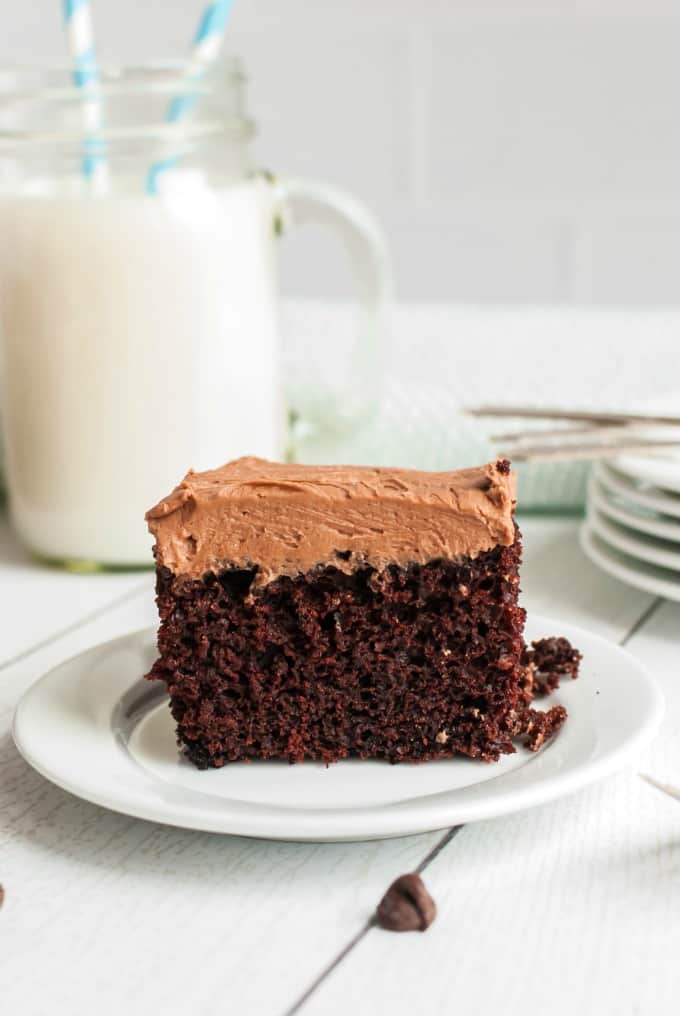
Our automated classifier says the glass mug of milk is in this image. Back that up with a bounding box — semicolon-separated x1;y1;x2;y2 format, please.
0;61;389;568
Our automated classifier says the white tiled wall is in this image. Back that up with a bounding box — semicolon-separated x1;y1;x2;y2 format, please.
5;1;680;304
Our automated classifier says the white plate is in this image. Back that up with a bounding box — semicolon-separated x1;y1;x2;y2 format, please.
588;477;680;543
580;523;680;602
13;619;663;842
594;463;680;520
587;506;680;571
615;447;680;495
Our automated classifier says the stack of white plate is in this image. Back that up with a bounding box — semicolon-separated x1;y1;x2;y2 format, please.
581;455;680;601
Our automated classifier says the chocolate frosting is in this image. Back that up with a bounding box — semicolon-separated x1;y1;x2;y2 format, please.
146;457;517;586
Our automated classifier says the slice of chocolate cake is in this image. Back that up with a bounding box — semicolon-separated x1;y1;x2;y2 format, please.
145;457;560;768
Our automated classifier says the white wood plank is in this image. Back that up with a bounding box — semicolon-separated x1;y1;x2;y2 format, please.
303;579;679;1016
305;765;679;1016
0;518;665;1016
0;592;444;1016
0;517;147;667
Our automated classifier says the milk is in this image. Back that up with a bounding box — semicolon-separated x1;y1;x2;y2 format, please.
0;175;285;564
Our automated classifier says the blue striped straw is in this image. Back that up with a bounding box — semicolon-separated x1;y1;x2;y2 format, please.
147;0;236;194
62;0;109;191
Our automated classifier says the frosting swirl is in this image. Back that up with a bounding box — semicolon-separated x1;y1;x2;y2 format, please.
146;457;517;586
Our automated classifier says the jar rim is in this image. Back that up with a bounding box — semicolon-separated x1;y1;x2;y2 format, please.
0;57;245;96
0;58;252;147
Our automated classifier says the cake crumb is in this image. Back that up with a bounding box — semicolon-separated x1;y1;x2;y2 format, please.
514;634;581;751
521;705;568;751
435;730;449;744
522;636;582;697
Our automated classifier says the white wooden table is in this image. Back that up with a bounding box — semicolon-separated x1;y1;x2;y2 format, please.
1;513;679;1016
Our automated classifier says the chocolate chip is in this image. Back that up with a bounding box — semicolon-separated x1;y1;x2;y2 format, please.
376;873;436;932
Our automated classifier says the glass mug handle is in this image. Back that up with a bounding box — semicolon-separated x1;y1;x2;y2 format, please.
272;177;392;457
